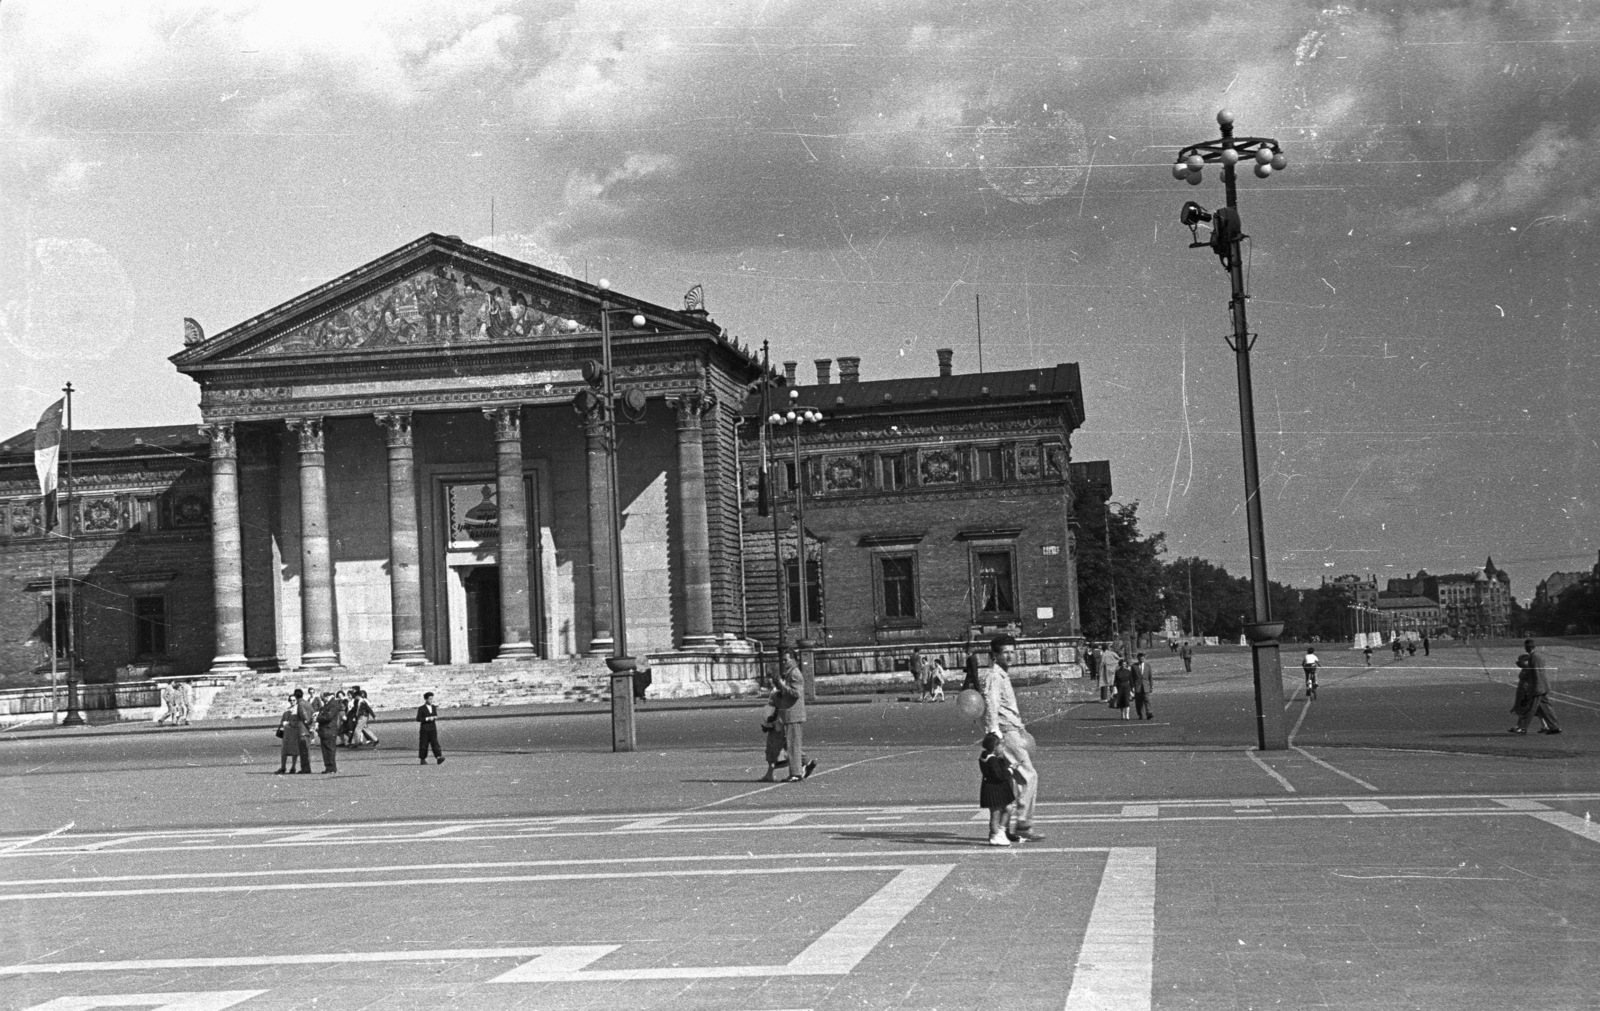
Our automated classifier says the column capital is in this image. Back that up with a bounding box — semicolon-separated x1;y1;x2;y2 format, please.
580;408;607;441
286;416;325;454
200;421;237;460
670;390;717;430
374;411;414;449
483;405;522;443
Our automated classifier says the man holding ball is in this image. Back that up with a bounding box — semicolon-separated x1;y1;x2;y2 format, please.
982;634;1041;842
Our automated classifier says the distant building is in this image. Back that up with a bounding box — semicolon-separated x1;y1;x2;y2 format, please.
1428;558;1513;637
738;349;1091;651
1322;573;1377;608
1374;594;1442;636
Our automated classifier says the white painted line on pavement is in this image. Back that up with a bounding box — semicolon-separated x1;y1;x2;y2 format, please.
1243;749;1296;793
0;862;935;904
21;991;268;1010
1;948;600;976
762;813;808;825
1121;805;1158;818
1493;798;1551;811
488;864;954;982
686;751;938;811
1531;811;1600;845
0;822;73;854
1287;697;1313;742
1290;747;1379;792
275;829;348;843
1342;801;1390;814
413;825;469;837
613;818;675;831
1063;847;1156;1011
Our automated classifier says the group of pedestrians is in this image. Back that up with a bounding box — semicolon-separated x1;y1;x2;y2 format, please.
275;686;446;774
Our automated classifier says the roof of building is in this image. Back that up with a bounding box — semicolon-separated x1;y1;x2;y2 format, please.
744;363;1083;420
1376;595;1440;609
0;424;207;461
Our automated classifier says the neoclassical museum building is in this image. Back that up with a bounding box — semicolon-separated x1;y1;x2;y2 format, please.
0;235;1093;714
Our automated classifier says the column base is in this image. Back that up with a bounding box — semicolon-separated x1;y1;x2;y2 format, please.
297;650;343;671
387;648;429;666
207;654;251;675
586;636;616;657
493;642;538;662
679;634;719;649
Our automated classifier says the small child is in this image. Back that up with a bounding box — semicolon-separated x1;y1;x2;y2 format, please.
1301;646;1319;701
979;732;1017;847
928;660;946;702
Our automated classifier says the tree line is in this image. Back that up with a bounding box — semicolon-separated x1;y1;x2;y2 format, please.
1072;478;1387;644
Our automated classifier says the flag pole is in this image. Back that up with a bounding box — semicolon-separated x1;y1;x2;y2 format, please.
60;381;83;726
50;573;58;726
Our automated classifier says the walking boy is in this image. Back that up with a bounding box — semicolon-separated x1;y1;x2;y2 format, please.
416;692;444;764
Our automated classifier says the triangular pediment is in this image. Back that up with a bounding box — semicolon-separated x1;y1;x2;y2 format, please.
173;234;709;369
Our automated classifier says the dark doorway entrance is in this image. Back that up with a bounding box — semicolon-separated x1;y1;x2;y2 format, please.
462;566;503;663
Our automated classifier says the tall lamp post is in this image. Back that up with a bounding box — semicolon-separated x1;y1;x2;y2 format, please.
1173;109;1291;751
574;280;648;752
769;390;822;702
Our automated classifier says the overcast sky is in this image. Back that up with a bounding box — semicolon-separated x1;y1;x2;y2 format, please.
3;1;1597;598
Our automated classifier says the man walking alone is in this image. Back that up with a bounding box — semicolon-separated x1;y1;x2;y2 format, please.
416;692;445;764
1132;652;1154;720
982;634;1041;843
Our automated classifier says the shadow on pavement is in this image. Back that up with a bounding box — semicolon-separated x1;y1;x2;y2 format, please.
829;829;990;848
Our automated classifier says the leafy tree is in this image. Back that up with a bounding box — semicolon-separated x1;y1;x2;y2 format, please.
1071;480;1166;641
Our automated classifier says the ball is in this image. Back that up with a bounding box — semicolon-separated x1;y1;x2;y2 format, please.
957;689;984;719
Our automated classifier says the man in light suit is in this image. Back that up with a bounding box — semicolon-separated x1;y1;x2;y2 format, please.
772;649;816;782
416;692;445;764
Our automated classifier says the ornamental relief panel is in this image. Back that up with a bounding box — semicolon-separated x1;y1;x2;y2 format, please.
918;448;962;485
1017;444;1042;480
822;455;864;492
245;264;602;356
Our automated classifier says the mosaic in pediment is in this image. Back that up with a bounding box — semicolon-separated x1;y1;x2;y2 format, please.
246;265;601;356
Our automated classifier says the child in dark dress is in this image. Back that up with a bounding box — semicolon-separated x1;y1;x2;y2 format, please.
979;732;1017;847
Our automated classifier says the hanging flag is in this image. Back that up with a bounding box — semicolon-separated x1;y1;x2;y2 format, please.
33;399;64;531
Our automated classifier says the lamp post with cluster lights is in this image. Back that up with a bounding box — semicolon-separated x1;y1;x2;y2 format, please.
572;280;648;751
1172;109;1290;751
769;390;822;701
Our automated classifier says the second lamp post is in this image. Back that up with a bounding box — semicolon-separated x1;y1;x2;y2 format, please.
769;389;821;700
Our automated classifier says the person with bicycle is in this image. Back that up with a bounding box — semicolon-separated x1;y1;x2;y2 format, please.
1301;645;1320;701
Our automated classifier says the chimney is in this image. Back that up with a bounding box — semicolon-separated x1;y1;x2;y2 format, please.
783;361;797;385
814;359;832;385
936;348;954;377
837;356;861;383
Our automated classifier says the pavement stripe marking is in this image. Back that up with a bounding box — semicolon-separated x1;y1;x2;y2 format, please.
21;992;268;1010
0;862;941;904
413;826;470;837
1343;801;1391;814
685;751;939;811
75;837;143;851
0;848;1106;890
275;829;348;843
1243;749;1296;793
1530;811;1600;845
1063;847;1156;1011
1121;805;1158;818
0;823;73;854
762;814;808;825
614;818;674;831
489;864;954;982
1287;697;1313;742
1493;798;1551;811
1290;746;1379;792
1;948;596;976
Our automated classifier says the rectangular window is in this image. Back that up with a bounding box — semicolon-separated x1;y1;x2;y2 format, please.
785;559;823;625
784;460;798;494
131;497;159;532
880;454;908;491
134;596;169;656
975;446;1003;482
44;597;71;658
879;555;917;619
976;550;1015;615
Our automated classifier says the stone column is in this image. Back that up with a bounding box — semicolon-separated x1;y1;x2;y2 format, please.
672;393;717;647
582;410;615;655
376;412;427;665
204;421;250;673
484;406;536;660
287;417;339;669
